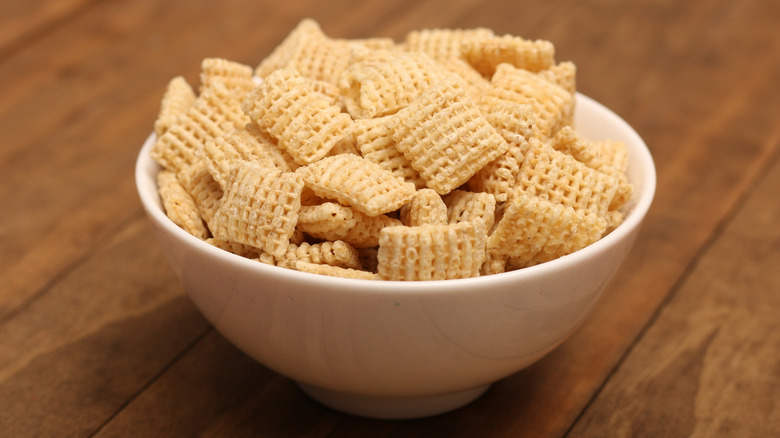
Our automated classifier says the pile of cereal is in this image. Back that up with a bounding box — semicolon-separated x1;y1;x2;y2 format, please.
151;19;632;281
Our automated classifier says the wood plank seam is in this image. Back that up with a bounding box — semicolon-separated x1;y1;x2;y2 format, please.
563;138;780;437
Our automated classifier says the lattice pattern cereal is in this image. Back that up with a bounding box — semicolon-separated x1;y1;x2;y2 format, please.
149;19;634;280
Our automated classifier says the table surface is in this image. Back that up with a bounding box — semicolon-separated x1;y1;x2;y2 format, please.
2;0;779;436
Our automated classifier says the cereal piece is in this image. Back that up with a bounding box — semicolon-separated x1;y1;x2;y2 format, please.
462;34;555;77
339;50;447;118
296;154;416;216
516;138;619;217
440;58;491;102
157;170;209;240
377;222;486;281
154;76;196;138
206;237;262;259
152;82;249;173
536;61;577;95
443;189;497;231
297;202;402;248
199;58;256;96
468;102;536;201
295;261;378;280
550;127;632;211
177;161;223;227
242;68;354;165
487;190;606;266
400;189;448;226
254;18;360;85
199;124;293;190
210;163;303;258
354;116;426;188
481;250;507;276
277;241;361;270
403;27;494;62
390;77;509;195
482;63;573;139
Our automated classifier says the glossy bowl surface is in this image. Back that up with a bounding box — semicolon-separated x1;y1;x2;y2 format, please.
135;93;655;419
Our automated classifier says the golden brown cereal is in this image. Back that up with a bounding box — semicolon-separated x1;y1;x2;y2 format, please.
275;241;361;270
177;161;223;227
443;189;497;231
440;58;491;102
152;82;249;174
297;202;402;248
206;237;262;259
157;170;209;240
482;63;573;139
210;162;303;258
481;250;507;276
390;77;509;195
468;102;536;201
550;127;633;212
199;58;256;96
295;260;378;280
296;154;416;216
403;27;494;62
199;124;293;190
399;189;448;226
242;68;354;165
515;138;619;217
487;190;606;266
339;50;448;119
377;221;486;281
536;61;577;96
354;116;426;188
154;76;196;138
462;34;556;77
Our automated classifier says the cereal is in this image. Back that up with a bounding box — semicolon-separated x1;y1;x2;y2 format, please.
210;162;303;258
154;76;196;138
339;50;447;118
377;221;486;281
150;20;633;280
157;170;209;240
462;34;556;77
399;189;448;226
390;77;509;195
482;63;573;139
297;202;402;248
354;116;426;188
487;189;606;266
152;82;249;174
242;68;354;165
296;154;416;217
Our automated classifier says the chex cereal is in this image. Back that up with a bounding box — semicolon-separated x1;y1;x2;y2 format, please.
151;19;634;280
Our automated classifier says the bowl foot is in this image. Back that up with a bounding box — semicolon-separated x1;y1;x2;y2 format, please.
296;382;491;419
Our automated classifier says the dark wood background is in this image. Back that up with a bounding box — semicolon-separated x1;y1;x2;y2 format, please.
1;0;779;436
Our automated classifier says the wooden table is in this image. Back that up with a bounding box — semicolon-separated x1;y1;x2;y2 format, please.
2;0;779;436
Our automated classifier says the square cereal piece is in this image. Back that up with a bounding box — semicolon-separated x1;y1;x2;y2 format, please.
377;222;486;281
210;162;303;258
296;154;416;217
389;77;509;195
154;76;196;138
157;170;209;240
399;188;448;226
242;68;354;166
487;189;606;266
462;34;556;77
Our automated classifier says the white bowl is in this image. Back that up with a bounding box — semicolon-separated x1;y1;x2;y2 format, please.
135;93;655;419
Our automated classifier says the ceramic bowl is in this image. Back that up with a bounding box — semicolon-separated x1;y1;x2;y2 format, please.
135;93;655;419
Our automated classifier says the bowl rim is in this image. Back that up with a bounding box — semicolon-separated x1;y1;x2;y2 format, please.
135;92;656;293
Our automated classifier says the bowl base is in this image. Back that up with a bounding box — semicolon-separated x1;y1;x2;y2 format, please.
296;382;491;419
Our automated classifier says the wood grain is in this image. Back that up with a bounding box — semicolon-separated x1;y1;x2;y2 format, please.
0;0;778;436
568;150;780;438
